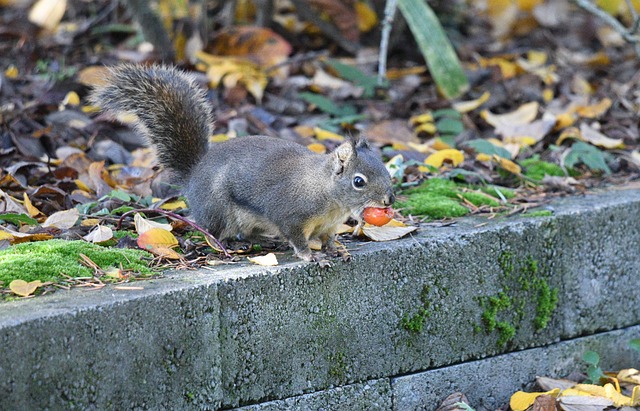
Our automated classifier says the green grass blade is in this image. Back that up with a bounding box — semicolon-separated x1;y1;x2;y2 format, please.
397;0;469;99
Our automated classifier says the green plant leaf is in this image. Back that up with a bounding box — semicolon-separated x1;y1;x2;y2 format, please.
630;338;640;352
565;141;612;174
582;350;600;366
465;139;512;159
433;108;462;119
0;213;38;226
397;0;469;99
298;92;357;117
436;117;464;136
325;59;378;98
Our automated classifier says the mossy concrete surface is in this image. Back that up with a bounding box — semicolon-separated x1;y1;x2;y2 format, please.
1;188;640;410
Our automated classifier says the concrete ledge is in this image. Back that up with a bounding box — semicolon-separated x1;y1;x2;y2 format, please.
1;188;639;410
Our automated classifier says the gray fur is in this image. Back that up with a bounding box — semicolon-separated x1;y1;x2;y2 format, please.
90;65;394;260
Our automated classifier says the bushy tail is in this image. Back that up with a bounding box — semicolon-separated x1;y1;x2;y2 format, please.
90;64;212;179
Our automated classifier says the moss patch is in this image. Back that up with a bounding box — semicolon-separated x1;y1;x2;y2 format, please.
477;253;558;347
400;285;432;333
523;210;553;217
397;178;513;219
0;239;153;285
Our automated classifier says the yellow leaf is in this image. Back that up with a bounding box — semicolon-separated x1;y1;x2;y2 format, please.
81;218;100;227
510;389;560;411
307;143;327;154
385;66;427;80
210;133;229;143
574;98;612;118
517;0;542;11
137;228;179;258
159;200;188;211
28;0;67;30
556;127;581;145
503;136;537;147
22;193;42;218
62;91;80;106
414;123;437;135
543;88;554;102
9;279;42;297
197;51;268;102
294;125;315;138
355;1;378;32
481;102;539;128
478;56;520;78
409;112;434;125
314;127;345;141
476;153;492;162
555;113;576;130
42;208;79;229
424;149;465;168
495;156;522;174
247;253;279;266
486;0;518;38
596;0;624;14
453;91;491;113
580;123;625;149
617;368;640;385
432;138;453;150
4;65;18;79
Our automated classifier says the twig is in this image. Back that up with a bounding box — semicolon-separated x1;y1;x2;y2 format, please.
378;0;399;86
118;208;230;258
571;0;640;57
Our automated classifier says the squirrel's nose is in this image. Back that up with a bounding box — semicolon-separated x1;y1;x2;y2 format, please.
383;192;395;207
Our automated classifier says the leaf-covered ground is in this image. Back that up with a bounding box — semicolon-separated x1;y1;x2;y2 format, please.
1;0;639;288
1;0;639;407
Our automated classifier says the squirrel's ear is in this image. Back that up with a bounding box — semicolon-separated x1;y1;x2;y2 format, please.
333;140;356;174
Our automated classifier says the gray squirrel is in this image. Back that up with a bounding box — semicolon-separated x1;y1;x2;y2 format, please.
90;65;394;261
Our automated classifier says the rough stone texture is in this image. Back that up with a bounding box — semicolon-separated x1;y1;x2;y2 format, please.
0;278;223;411
392;324;640;411
232;378;391;411
218;189;640;407
1;188;640;410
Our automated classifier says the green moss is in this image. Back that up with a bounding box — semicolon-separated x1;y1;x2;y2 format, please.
328;352;347;380
478;185;515;199
478;252;558;347
0;239;152;284
520;158;566;181
398;178;512;219
400;285;432;334
397;194;469;219
533;279;559;330
523;210;553;217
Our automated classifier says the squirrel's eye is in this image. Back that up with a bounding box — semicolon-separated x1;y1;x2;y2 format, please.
353;174;367;189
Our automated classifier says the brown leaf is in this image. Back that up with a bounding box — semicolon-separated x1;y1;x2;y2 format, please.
365;120;418;145
209;26;292;67
532;394;557;411
557;396;614;411
436;392;471;411
309;0;359;42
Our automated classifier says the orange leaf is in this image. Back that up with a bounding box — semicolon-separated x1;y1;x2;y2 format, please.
137;228;180;259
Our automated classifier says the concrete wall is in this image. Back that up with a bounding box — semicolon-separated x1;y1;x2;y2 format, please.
1;188;639;410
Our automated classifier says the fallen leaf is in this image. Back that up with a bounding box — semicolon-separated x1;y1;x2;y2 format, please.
579;123;625;149
77;66;111;87
159;200;187;211
83;225;113;244
42;208;79;229
28;0;67;30
495;156;522;174
453;91;491;113
307;143;327;154
137;228;179;258
532;394;558;411
481;101;539;129
361;219;418;241
22;193;42;218
425;149;465;168
209;26;292;67
510;389;560;411
247;252;279;266
355;1;378;31
134;213;173;235
197;51;269;102
557;395;614;411
574;98;612;118
314;127;345;141
9;279;42;297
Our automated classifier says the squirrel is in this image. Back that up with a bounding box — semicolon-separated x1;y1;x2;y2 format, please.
90;65;395;261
